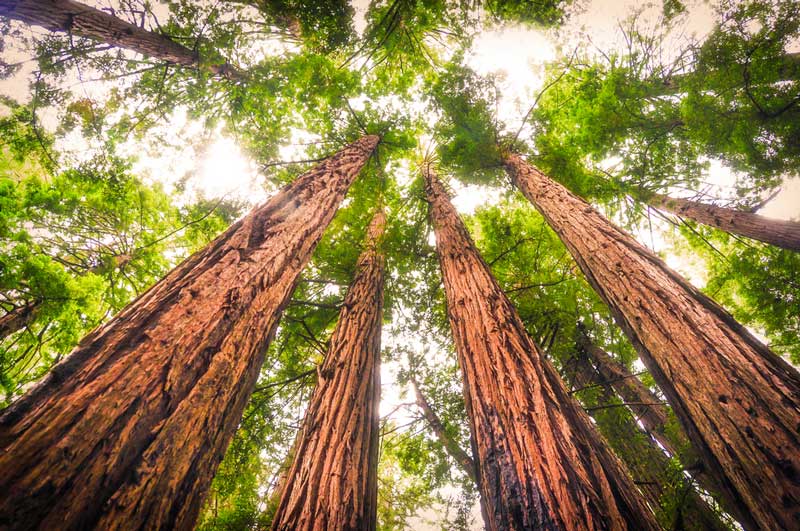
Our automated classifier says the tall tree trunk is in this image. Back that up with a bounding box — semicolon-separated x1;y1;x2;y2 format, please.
647;192;800;251
564;346;730;531
271;209;386;531
505;153;800;531
408;374;477;484
0;301;37;341
0;0;241;79
0;135;379;531
578;331;742;525
423;166;659;531
577;332;690;462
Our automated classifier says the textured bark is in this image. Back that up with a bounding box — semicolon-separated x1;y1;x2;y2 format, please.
0;135;379;531
648;193;800;251
424;166;659;531
0;302;37;341
506;153;800;531
271;209;385;531
409;375;478;484
0;0;241;79
564;350;729;531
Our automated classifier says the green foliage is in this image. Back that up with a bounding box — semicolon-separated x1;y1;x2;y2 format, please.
528;1;800;201
430;61;504;182
251;0;355;52
2;1;798;528
673;221;800;363
354;0;468;92
483;0;572;27
0;106;241;403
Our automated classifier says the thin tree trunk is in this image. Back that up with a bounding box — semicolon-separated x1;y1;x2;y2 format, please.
408;374;477;484
264;425;303;519
0;135;379;531
648;192;800;251
578;331;740;525
0;301;37;341
577;332;676;451
0;255;132;342
271;209;386;531
0;0;241;79
505;153;800;531
564;347;730;531
423;165;659;531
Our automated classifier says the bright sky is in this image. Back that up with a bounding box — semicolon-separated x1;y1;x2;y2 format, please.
2;1;799;529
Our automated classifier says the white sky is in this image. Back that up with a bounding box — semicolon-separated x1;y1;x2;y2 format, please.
2;1;799;529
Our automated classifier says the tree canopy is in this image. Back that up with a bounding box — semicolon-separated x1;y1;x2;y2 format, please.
1;0;798;529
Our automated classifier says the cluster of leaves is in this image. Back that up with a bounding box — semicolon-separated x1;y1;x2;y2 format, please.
527;0;800;199
466;198;734;528
0;103;241;403
1;0;798;528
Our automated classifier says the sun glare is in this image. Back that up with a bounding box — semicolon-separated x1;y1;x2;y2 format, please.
466;26;556;128
194;136;265;204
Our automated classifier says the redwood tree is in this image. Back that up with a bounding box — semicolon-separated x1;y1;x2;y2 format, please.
0;0;241;78
505;153;800;531
409;374;477;484
271;208;385;531
0;135;379;531
424;165;659;531
0;302;36;340
565;341;729;531
647;192;800;252
577;330;688;460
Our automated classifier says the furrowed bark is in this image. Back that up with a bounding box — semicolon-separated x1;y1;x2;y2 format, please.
506;153;800;531
271;209;385;531
0;0;242;79
648;192;800;251
0;302;37;341
424;166;659;531
0;135;379;531
409;374;478;484
564;347;729;531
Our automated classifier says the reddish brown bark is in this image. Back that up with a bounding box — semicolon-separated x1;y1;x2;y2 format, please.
0;0;241;79
424;166;659;531
649;192;800;251
0;135;379;531
564;349;729;531
506;153;800;531
0;301;37;340
271;209;386;531
409;374;478;484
